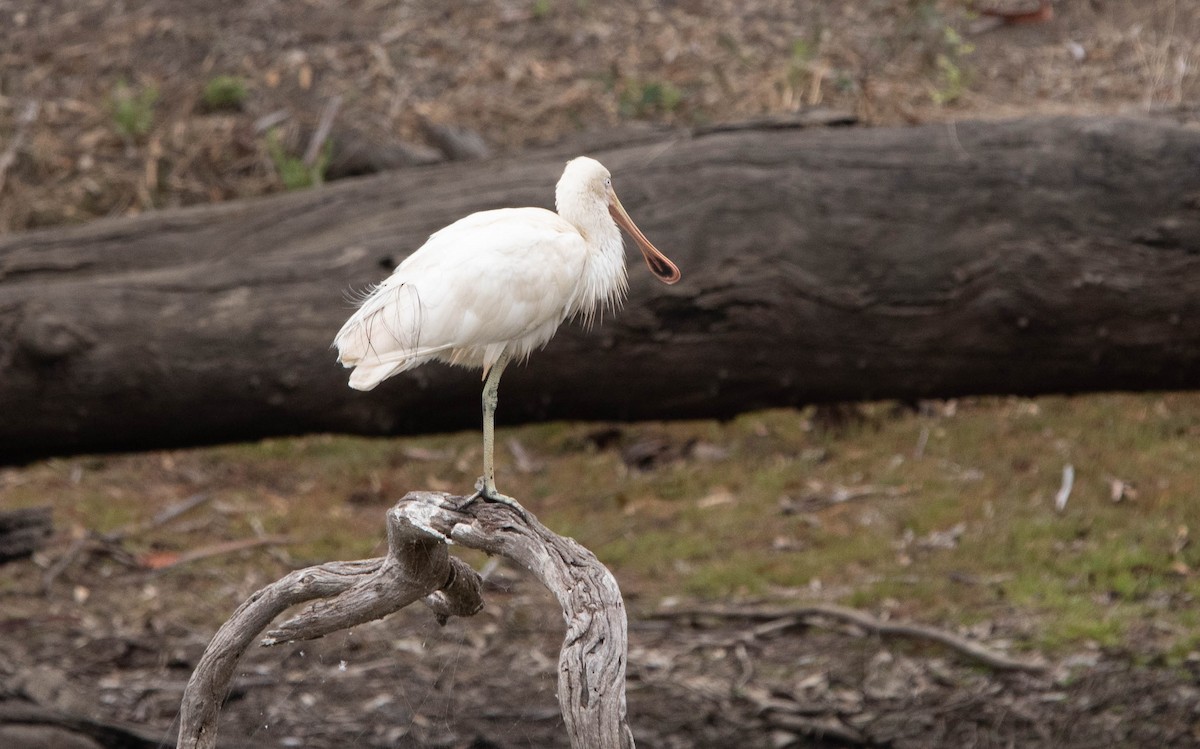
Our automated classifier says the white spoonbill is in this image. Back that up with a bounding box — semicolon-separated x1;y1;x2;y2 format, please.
333;156;680;509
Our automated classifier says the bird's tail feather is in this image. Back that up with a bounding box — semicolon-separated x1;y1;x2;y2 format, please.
339;341;459;390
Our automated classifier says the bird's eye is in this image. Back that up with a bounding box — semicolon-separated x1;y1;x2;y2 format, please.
604;177;611;186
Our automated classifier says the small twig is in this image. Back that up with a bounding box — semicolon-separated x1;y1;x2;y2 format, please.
732;642;754;689
146;535;292;574
101;492;213;543
42;494;215;591
41;535;91;594
650;603;1046;673
304;95;342;168
763;712;871;746
914;426;930;459
782;484;911;514
1054;464;1075;513
0;100;39;195
253;109;291;133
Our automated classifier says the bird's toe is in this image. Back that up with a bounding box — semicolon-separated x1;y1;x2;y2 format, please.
463;477;529;518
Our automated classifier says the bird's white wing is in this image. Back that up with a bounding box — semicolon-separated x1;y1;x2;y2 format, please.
334;207;587;390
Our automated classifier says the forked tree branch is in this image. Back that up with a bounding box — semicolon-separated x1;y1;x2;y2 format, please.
176;491;632;749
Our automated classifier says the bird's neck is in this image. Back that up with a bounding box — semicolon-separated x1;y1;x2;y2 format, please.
556;191;628;318
556;187;609;236
556;189;623;260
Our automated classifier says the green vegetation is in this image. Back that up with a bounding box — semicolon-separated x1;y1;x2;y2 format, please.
265;129;330;190
6;393;1200;658
108;79;159;140
911;3;976;106
931;26;975;105
201;75;248;111
530;0;591;19
785;34;822;95
619;77;684;118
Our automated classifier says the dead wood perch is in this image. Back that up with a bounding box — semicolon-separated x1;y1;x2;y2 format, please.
177;491;633;749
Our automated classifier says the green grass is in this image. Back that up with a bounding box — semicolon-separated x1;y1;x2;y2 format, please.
6;393;1200;656
618;77;684;118
903;1;975;106
108;79;158;140
201;75;248;111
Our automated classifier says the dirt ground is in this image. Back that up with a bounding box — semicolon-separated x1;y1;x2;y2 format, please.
4;1;1200;747
5;529;1200;749
4;537;1200;748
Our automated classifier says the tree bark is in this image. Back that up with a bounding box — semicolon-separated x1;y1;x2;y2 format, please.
2;116;1200;460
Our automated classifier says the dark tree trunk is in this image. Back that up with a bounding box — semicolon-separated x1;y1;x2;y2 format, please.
2;116;1199;461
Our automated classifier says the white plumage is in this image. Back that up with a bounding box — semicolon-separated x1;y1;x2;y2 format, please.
334;156;680;507
336;208;607;388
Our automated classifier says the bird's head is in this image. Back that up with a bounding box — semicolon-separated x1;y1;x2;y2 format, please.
558;157;681;285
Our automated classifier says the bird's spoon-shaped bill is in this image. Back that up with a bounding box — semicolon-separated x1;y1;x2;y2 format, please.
608;188;681;285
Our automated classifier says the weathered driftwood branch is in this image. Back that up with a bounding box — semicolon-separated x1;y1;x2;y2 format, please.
177;491;632;749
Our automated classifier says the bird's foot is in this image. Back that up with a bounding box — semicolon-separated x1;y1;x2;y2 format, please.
462;478;529;519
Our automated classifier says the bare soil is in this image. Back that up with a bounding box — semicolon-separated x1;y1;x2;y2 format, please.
5;544;1200;749
3;1;1200;747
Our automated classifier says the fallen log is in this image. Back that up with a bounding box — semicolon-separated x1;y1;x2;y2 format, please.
2;116;1200;460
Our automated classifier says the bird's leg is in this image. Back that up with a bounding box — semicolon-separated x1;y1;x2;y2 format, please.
464;353;527;516
479;356;510;501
